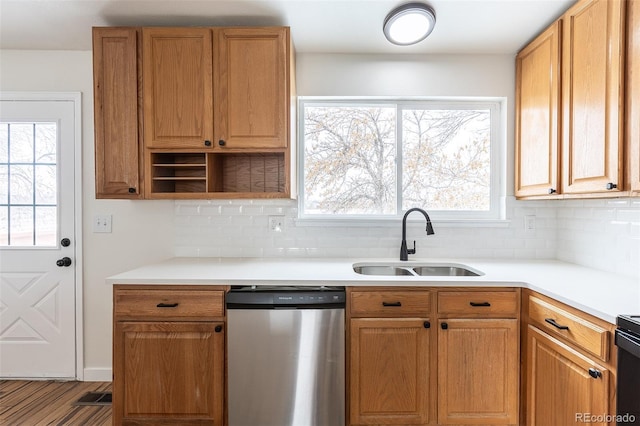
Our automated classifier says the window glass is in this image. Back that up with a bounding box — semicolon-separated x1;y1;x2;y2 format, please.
300;99;501;220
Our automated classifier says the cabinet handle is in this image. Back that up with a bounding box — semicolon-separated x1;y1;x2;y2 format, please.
545;318;569;330
441;322;448;330
423;321;431;329
588;368;602;379
128;187;136;194
204;140;212;147
218;139;226;146
215;325;223;333
548;188;556;194
606;182;617;190
382;301;402;307
157;302;179;308
469;301;491;307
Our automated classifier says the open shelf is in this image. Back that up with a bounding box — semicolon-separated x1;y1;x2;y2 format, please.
148;151;287;198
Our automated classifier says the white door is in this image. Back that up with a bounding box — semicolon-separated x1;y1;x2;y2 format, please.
0;94;80;379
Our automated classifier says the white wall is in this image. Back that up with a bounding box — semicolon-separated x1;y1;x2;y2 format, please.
0;50;175;380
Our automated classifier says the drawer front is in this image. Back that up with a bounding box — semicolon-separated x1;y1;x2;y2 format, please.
115;289;224;320
528;295;609;360
438;291;518;316
350;291;431;317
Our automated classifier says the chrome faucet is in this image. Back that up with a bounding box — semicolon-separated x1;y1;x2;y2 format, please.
400;207;435;261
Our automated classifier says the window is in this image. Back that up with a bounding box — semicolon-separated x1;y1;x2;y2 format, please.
299;98;503;221
0;122;58;246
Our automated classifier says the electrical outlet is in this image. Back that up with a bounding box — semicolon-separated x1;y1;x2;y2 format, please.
524;215;536;234
268;215;285;233
93;214;112;233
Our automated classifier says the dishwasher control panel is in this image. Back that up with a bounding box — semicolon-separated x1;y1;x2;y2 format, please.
226;286;346;307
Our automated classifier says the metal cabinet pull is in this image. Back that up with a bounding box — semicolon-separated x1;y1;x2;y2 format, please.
441;322;448;330
382;301;402;307
545;318;569;330
423;321;431;329
157;302;179;308
470;301;491;307
215;325;223;333
588;368;602;379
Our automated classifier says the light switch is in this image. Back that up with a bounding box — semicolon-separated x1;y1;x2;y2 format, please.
93;214;112;233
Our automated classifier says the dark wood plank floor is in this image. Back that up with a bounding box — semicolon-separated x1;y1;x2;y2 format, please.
0;380;112;425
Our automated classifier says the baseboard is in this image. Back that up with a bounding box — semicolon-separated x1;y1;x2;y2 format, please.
83;367;112;382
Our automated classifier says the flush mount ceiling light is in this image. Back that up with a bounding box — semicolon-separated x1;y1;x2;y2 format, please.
383;2;436;46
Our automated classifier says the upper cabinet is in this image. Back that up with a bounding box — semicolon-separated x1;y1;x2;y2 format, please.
215;27;289;149
515;22;561;198
628;0;640;193
92;27;143;199
515;0;633;199
142;28;214;150
562;0;625;195
93;26;295;199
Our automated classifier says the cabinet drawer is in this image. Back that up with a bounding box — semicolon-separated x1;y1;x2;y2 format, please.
350;290;431;317
114;288;224;320
528;295;609;360
438;290;518;316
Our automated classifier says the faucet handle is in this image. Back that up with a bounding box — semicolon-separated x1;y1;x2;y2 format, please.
407;240;416;255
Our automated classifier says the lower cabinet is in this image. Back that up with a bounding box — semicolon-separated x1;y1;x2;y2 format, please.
525;325;610;426
350;318;432;425
437;319;519;425
347;287;520;426
113;285;226;425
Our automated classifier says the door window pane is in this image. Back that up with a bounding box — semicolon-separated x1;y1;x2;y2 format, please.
10;206;33;246
9;123;34;163
0;122;58;247
35;206;57;246
9;165;34;204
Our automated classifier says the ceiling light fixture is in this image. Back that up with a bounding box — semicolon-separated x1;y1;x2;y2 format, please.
383;2;436;46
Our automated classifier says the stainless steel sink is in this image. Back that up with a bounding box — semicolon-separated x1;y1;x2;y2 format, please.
353;262;483;277
412;266;480;276
352;265;415;276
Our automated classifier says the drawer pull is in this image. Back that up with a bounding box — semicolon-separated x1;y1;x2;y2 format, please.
157;302;179;308
215;325;223;333
441;322;448;330
469;301;491;307
588;368;602;379
423;321;431;329
382;301;402;307
545;318;569;330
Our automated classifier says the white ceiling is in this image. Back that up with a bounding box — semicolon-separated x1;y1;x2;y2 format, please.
0;0;575;54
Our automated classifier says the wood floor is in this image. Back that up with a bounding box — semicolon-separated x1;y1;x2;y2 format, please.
0;380;112;425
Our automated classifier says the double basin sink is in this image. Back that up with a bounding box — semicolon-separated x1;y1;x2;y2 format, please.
353;262;483;277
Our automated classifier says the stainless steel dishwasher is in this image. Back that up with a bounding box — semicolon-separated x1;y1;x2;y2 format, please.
226;286;346;426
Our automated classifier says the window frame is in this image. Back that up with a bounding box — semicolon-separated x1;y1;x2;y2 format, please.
297;97;506;223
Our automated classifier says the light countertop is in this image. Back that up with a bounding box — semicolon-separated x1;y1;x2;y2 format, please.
106;257;640;324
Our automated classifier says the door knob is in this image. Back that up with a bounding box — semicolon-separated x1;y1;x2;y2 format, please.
56;257;72;267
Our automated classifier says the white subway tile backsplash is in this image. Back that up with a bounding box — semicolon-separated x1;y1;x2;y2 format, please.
174;196;639;279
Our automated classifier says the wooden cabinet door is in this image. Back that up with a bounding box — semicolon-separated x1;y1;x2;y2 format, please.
143;28;213;149
350;318;431;425
562;0;625;194
113;321;224;425
437;319;518;425
515;21;561;198
628;0;640;193
92;27;142;198
215;27;289;149
526;325;609;426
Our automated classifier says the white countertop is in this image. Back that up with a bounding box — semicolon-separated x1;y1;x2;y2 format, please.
106;257;640;324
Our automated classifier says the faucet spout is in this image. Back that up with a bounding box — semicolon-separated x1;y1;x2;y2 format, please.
400;208;435;261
